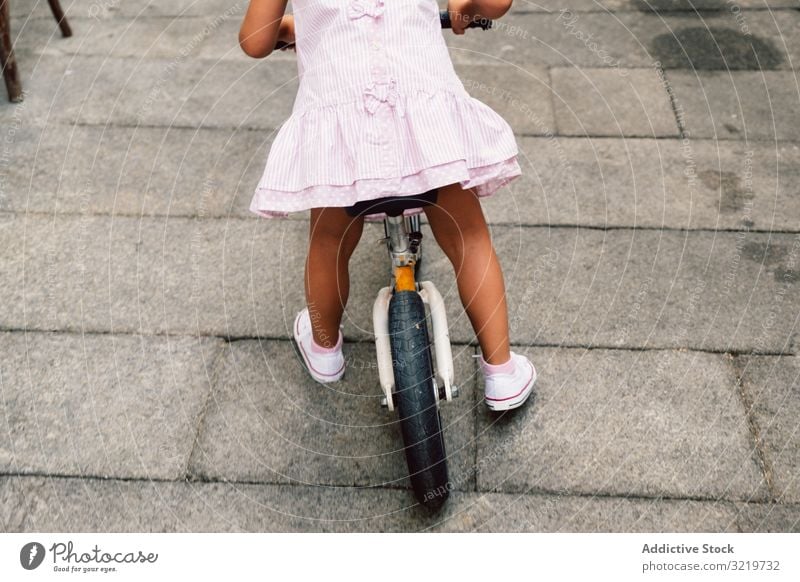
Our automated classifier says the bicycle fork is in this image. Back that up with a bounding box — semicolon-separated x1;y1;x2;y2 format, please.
373;215;458;411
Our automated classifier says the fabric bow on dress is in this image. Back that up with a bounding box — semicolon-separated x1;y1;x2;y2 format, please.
347;0;385;19
363;79;405;117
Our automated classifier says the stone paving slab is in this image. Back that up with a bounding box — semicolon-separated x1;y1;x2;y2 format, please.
471;227;800;352
736;355;800;503
10;16;221;60
10;0;246;21
0;55;298;130
2;475;769;533
603;0;799;8
733;502;800;533
2;216;798;353
444;10;800;70
6;124;799;232
0;213;352;338
0;475;450;532
487;138;800;231
188;340;479;491
0;123;272;218
551;67;678;137
436;11;652;69
475;346;768;501
456;64;555;136
667;71;800;141
0;331;222;480
512;0;800;10
475;492;740;532
0;58;549;137
639;11;800;71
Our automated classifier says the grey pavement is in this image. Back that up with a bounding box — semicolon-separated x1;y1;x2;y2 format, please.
1;0;798;532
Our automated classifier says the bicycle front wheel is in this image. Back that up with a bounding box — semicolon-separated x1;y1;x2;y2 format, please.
388;289;449;510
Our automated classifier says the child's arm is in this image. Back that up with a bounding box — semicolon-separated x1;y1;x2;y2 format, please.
239;0;293;58
448;0;512;35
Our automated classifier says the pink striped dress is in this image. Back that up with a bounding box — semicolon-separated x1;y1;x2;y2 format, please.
250;0;521;218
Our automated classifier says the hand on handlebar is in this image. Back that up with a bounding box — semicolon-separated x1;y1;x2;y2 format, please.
446;0;482;35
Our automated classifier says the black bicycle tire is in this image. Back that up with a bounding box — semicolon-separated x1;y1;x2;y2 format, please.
388;290;449;510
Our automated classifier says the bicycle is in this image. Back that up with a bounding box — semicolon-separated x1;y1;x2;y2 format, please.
286;11;492;511
337;13;491;511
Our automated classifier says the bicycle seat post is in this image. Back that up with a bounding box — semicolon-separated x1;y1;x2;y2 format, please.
385;215;411;265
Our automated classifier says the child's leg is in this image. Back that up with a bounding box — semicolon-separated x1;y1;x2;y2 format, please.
423;184;511;365
305;207;365;348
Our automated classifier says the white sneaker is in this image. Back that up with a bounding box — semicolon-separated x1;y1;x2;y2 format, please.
293;308;345;383
480;352;536;411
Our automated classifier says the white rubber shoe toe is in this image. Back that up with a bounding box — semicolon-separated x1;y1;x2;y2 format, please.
293;308;345;384
482;352;536;411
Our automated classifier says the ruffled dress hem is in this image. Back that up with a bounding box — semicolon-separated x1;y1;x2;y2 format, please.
250;156;521;220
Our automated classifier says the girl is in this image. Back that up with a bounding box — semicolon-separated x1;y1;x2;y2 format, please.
240;0;536;410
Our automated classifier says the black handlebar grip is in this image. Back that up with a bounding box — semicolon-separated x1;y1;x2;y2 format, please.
439;10;493;30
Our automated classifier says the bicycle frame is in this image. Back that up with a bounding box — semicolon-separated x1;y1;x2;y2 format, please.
372;214;456;411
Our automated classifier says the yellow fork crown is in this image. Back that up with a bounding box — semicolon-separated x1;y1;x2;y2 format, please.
393;264;416;292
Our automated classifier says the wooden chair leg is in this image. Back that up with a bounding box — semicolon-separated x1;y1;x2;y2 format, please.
0;0;23;102
48;0;71;38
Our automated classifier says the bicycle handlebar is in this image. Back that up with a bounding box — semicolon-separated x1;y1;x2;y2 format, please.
274;10;492;50
439;11;493;30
